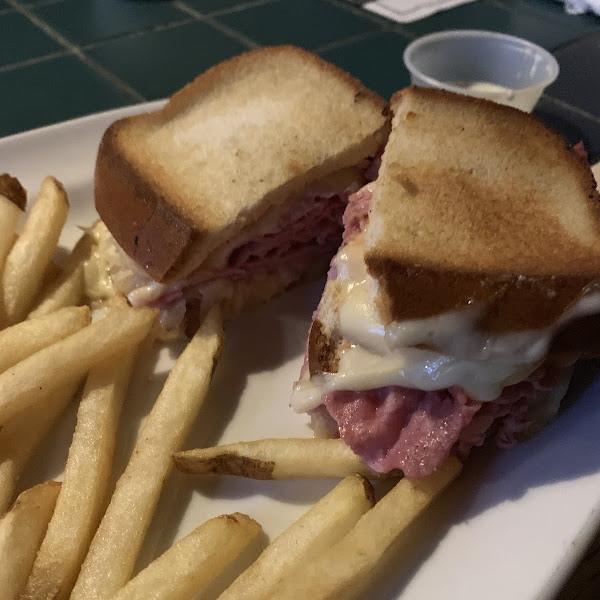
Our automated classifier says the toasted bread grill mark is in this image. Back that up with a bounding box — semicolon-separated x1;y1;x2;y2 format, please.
365;86;600;332
95;46;390;282
307;277;344;375
368;258;594;331
205;453;276;479
374;163;600;274
308;319;340;376
392;168;419;196
288;160;303;175
358;474;377;504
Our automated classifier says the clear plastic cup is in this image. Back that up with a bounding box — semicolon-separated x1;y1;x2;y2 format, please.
403;30;559;113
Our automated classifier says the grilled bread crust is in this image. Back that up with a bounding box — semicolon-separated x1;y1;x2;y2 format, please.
308;277;343;376
308;87;600;374
95;46;390;283
365;86;600;332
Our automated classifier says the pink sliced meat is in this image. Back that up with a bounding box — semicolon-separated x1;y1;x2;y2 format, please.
189;193;347;286
342;185;372;244
225;194;346;275
188;154;382;288
455;366;560;454
322;367;561;478
298;175;572;478
573;140;588;162
152;191;349;310
323;386;480;478
152;171;382;312
325;184;373;282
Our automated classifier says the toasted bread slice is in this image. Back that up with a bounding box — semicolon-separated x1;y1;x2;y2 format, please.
365;86;600;332
96;46;389;283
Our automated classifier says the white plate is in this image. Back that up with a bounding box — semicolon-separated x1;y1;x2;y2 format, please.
2;105;600;600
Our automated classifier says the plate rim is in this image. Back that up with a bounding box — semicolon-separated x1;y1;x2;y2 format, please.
2;103;600;600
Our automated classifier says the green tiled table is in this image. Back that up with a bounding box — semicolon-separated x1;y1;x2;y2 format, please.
2;0;600;160
2;0;600;597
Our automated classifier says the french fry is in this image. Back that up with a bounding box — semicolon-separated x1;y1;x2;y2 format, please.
110;514;261;600
268;457;463;600
28;265;85;320
71;306;224;600
1;176;69;326
173;438;385;479
21;329;146;600
217;473;375;600
0;380;80;515
0;306;157;427
0;481;61;600
0;305;90;375
0;194;23;277
28;233;94;319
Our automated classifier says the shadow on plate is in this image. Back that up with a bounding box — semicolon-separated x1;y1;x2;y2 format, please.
30;269;600;598
455;359;600;520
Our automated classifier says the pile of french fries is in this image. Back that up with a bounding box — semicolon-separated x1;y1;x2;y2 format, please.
0;174;463;600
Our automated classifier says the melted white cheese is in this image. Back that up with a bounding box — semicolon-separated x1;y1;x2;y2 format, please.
334;236;568;364
291;345;538;413
291;235;600;414
90;222;168;305
84;222;116;301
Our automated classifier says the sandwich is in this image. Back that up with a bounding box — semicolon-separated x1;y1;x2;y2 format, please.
291;86;600;478
89;46;390;332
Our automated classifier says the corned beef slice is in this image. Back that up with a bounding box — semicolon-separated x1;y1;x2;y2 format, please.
323;386;479;478
341;184;372;243
323;368;556;478
222;194;346;279
573;140;588;162
154;191;348;309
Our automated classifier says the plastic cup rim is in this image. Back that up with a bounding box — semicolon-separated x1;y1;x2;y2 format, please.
402;29;560;94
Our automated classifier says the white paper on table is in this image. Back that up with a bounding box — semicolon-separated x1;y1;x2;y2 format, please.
364;0;477;23
563;0;600;15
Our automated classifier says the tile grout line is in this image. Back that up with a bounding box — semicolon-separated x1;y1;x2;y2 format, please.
486;0;591;32
78;18;197;52
322;0;391;26
3;0;147;103
1;16;206;71
313;29;384;54
179;0;414;48
204;0;280;18
321;0;417;39
0;49;71;74
13;0;65;8
541;93;600;127
173;1;262;49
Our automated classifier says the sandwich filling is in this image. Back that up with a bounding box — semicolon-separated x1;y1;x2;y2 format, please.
292;184;599;477
91;169;368;330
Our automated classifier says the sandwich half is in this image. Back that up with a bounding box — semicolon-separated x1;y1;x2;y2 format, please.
91;46;390;330
292;86;600;478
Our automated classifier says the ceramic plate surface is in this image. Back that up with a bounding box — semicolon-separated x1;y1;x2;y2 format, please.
2;105;600;600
